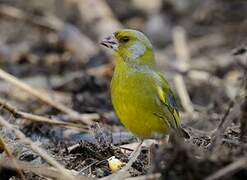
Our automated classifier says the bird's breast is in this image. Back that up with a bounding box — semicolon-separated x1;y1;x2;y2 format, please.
110;69;169;138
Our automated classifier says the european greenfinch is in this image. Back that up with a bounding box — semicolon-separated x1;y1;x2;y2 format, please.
101;29;187;139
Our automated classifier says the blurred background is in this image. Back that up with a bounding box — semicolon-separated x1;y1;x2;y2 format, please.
0;0;246;179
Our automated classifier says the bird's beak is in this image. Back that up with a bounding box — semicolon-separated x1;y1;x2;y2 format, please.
100;34;118;50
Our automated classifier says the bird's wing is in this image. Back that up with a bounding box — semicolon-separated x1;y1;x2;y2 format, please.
152;72;190;138
154;73;180;130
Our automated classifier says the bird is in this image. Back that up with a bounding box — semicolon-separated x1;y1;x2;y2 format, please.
101;29;188;139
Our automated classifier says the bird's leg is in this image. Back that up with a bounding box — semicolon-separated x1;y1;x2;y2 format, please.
149;142;157;167
105;140;143;179
120;139;143;171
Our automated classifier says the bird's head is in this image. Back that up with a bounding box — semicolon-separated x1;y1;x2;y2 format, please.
101;29;155;66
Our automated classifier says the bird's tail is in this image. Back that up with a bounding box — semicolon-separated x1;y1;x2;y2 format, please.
177;127;190;139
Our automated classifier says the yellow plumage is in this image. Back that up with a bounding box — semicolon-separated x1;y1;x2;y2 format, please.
101;29;186;139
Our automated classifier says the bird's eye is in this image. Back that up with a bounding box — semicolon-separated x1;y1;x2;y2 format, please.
120;37;129;43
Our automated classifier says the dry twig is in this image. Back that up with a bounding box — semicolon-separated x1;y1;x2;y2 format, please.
0;68;98;125
101;141;143;180
0;137;26;180
209;100;241;151
0;116;77;180
173;27;190;70
205;157;247;180
174;75;194;115
172;27;194;115
126;173;161;180
0;98;88;131
0;158;92;180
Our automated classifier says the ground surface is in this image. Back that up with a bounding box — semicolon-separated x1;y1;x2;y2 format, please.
0;0;246;179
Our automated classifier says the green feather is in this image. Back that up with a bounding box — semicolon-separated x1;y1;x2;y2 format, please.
109;29;183;139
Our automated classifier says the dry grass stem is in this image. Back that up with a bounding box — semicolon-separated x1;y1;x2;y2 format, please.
172;26;194;115
0;137;26;180
173;26;190;71
209;100;242;151
0;116;77;180
0;68;97;125
0;158;92;180
174;75;194;115
0;98;89;131
205;157;247;180
102;141;143;180
126;173;161;180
